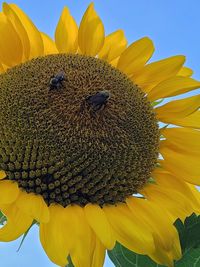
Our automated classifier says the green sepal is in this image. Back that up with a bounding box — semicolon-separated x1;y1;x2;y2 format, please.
17;220;37;252
66;256;74;267
0;210;6;225
151;99;164;107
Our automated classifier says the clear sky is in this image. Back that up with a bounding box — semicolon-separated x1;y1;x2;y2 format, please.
0;0;200;267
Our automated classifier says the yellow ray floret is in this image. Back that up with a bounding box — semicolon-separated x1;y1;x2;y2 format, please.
0;180;19;204
155;94;200;122
148;76;200;101
166;110;200;129
16;191;49;223
41;32;58;55
103;203;155;255
160;128;200;185
98;29;127;62
0;203;33;241
117;37;154;76
78;3;104;56
0;11;23;66
84;203;115;249
4;3;44;59
178;66;193;77
55;6;78;54
132;55;185;92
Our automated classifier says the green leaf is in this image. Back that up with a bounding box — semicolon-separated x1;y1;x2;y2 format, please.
175;248;200;267
174;213;200;267
174;213;200;253
108;242;163;267
108;213;200;267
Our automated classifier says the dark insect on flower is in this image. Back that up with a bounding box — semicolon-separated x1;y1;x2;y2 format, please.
85;90;110;113
49;71;65;90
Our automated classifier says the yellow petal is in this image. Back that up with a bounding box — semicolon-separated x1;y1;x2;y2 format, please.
155;94;200;123
126;197;180;252
0;12;23;66
7;3;44;59
91;237;105;267
69;205;94;267
0;203;33;241
84;203;115;249
98;30;127;63
152;168;187;192
141;184;193;221
160;128;200;184
161;128;200;170
40;204;70;267
40;204;94;267
3;2;30;61
152;168;200;213
154;227;182;264
78;3;104;56
161;127;200;152
16;191;49;223
167;110;200;129
149;241;180;267
178;66;193;77
129;198;182;266
148;76;200;101
117;37;154;76
55;6;78;53
41;32;58;55
0;170;6;179
161;150;200;186
103;203;155;255
133;55;185;93
149;252;173;267
0;180;19;204
109;56;120;67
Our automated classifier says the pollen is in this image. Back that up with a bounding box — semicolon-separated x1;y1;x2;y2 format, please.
0;54;159;207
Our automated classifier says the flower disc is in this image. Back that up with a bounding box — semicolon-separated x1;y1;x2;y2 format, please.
0;54;159;206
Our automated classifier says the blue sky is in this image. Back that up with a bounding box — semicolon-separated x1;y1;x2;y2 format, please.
0;0;200;266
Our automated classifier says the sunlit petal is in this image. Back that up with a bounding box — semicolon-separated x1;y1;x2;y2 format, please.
117;37;154;76
98;30;127;62
78;3;104;56
55;6;78;53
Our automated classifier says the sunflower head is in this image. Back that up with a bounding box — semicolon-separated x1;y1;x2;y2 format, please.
0;53;159;207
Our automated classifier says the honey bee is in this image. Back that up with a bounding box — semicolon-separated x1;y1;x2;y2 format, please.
49;71;65;90
86;91;110;112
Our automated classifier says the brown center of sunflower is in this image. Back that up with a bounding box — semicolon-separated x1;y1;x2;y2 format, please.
0;54;159;207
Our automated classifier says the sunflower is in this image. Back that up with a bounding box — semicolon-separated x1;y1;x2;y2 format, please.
0;2;200;267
